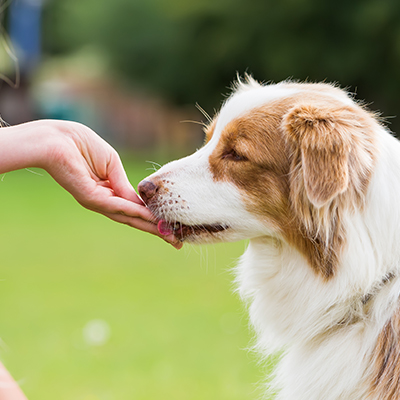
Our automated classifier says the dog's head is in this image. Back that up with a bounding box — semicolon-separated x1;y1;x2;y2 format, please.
139;78;377;278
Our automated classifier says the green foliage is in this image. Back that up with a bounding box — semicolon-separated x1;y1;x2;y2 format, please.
0;161;267;400
43;0;400;124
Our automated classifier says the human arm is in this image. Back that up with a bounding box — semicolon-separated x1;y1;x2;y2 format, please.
0;119;182;248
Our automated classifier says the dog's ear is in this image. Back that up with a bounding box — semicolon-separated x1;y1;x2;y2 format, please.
282;104;357;208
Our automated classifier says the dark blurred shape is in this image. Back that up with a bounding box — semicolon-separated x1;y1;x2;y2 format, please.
0;76;35;125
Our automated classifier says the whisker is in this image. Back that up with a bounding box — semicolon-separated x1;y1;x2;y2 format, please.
25;168;43;176
146;166;159;173
180;120;208;128
195;103;213;123
145;160;162;173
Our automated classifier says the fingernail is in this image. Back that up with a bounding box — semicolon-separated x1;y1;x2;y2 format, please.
164;235;183;249
173;242;183;250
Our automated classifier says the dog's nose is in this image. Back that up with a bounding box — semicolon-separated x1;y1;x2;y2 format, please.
138;180;158;205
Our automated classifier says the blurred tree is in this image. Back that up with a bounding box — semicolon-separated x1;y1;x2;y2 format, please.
42;0;400;129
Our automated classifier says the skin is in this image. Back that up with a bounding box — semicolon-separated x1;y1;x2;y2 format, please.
0;119;182;399
0;363;27;400
0;119;182;248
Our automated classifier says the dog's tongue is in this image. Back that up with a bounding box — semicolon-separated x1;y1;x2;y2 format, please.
157;220;174;236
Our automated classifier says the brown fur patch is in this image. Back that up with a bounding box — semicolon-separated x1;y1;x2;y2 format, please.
283;103;353;207
209;102;292;229
208;87;377;278
370;307;400;399
204;117;217;144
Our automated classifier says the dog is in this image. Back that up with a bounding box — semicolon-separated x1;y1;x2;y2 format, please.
138;77;400;400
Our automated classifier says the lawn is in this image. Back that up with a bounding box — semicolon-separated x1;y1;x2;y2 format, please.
0;158;268;400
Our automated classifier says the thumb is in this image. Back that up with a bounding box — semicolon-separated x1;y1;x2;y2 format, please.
107;153;144;205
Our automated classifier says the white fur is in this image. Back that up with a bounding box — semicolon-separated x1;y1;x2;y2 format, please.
141;80;400;399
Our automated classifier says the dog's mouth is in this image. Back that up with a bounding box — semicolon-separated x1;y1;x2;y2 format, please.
157;219;229;241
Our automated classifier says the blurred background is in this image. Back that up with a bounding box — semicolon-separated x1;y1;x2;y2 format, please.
1;0;400;399
2;0;400;153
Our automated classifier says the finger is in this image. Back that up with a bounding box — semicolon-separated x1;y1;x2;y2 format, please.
107;154;143;205
96;180;112;189
81;189;158;222
103;212;183;249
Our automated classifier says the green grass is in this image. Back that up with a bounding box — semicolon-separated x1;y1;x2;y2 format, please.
0;159;268;400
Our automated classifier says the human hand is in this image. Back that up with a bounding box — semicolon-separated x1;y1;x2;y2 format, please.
45;120;183;249
0;120;182;249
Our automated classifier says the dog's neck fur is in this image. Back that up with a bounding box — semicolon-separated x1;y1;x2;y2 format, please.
236;126;400;400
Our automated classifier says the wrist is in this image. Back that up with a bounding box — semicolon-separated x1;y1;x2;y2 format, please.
34;120;75;172
0;120;56;174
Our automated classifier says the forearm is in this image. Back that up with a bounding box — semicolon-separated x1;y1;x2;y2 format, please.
0;121;52;174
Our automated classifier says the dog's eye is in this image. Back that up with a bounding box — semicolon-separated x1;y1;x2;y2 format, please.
222;149;247;162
